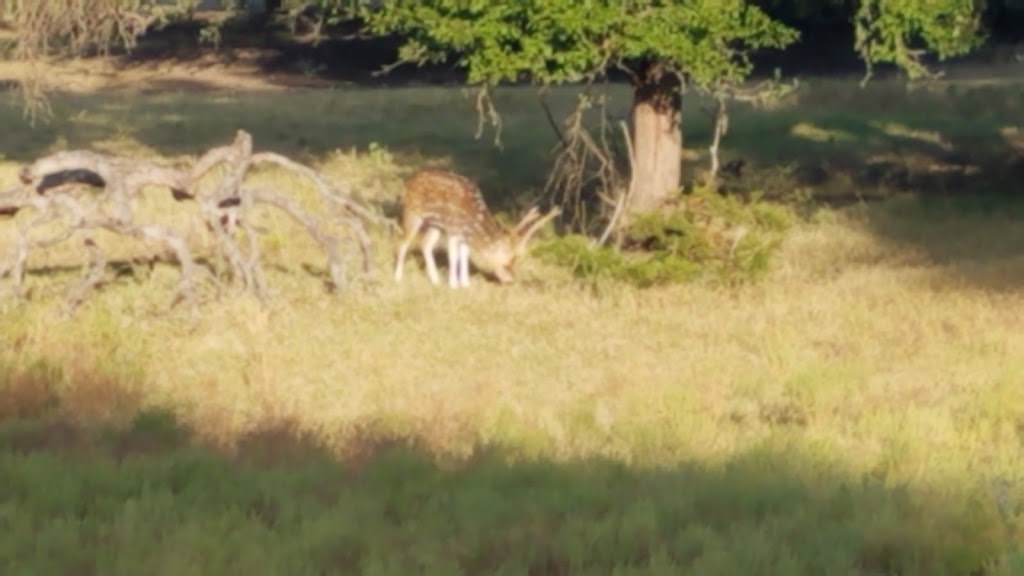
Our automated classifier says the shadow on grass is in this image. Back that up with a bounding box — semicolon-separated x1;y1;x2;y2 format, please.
9;66;1020;201
851;190;1024;293
0;367;1020;575
5;56;1024;292
687;80;1024;202
0;17;519;203
672;77;1024;292
0;86;561;213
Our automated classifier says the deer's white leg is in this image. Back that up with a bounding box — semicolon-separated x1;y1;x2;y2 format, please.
458;242;471;287
394;238;411;283
394;216;422;283
421;228;442;285
447;235;461;289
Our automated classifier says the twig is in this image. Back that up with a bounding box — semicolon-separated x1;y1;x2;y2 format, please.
598;121;637;246
539;89;568;149
474;86;504;148
706;94;729;187
63;237;107;314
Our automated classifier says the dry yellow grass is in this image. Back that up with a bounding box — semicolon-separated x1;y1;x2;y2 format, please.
2;75;1024;572
3;160;1023;479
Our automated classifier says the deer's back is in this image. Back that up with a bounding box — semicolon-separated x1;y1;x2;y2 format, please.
402;169;504;242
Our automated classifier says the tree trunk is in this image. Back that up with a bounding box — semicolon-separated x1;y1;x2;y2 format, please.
627;59;683;216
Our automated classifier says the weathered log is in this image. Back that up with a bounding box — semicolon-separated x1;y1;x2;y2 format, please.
0;130;381;309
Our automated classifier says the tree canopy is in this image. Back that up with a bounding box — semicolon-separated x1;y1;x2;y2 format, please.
852;0;983;82
7;0;998;97
363;0;986;92
366;0;799;89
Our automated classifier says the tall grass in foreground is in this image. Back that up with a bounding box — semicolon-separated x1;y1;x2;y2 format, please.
1;409;1019;575
2;77;1024;573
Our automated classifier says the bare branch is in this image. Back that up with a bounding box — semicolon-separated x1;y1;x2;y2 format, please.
544;89;626;236
250;151;378;275
249;187;349;291
538;89;568;149
598;121;636;247
64;238;108;313
474;86;504;148
706;94;729;188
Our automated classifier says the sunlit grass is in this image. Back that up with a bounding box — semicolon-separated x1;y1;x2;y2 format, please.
2;71;1024;573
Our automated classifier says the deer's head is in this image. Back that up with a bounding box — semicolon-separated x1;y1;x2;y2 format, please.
475;206;561;284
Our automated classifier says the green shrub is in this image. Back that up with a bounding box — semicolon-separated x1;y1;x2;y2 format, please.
534;188;795;288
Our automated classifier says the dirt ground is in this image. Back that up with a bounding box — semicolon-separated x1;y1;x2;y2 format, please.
0;48;328;95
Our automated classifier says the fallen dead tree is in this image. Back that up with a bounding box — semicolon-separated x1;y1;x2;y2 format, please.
0;130;380;310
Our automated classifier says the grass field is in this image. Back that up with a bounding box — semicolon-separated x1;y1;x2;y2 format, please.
2;63;1024;574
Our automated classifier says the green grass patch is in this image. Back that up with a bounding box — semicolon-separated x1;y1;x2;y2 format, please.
0;414;1019;575
535;188;795;288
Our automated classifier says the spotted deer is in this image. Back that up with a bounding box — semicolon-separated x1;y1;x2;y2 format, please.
394;169;560;288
